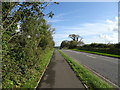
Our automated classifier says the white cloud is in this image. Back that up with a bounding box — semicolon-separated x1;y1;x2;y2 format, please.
53;13;68;18
54;10;79;19
53;33;68;40
99;33;118;43
47;11;79;23
54;17;118;46
106;17;118;32
106;19;113;24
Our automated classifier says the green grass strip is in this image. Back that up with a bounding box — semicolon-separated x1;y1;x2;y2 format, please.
71;49;120;58
22;49;54;88
58;50;113;89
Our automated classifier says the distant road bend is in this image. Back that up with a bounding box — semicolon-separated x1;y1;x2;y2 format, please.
61;49;119;88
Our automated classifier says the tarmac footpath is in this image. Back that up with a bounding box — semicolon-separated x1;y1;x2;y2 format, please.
36;50;85;89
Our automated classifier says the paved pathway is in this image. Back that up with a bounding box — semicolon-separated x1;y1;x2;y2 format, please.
36;50;85;88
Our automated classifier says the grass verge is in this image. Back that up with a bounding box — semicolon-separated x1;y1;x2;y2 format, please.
58;50;113;89
22;49;54;88
71;49;120;58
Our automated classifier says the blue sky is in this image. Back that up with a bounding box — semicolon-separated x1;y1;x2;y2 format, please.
45;2;118;46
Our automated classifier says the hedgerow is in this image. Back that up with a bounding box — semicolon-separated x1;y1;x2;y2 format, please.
2;2;57;88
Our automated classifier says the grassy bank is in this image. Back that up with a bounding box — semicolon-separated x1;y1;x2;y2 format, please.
71;49;120;58
23;49;54;88
58;50;113;89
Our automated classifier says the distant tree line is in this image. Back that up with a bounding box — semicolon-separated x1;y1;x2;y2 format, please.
60;34;120;55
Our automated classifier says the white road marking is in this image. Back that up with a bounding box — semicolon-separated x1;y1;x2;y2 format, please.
64;50;118;64
83;65;119;88
74;52;80;54
86;55;96;58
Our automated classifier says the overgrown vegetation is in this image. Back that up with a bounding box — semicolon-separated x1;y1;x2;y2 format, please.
2;2;57;88
59;50;113;89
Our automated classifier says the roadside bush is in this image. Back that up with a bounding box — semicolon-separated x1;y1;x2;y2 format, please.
2;2;55;88
77;43;120;55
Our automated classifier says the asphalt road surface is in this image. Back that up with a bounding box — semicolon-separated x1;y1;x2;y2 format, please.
37;50;85;88
61;49;119;87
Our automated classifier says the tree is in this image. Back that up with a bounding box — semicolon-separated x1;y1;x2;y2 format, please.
76;35;79;41
2;2;57;88
60;34;84;49
68;34;84;46
68;34;83;41
69;40;78;49
69;34;77;41
60;40;70;49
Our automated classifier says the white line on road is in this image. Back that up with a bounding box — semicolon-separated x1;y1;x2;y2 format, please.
86;55;96;58
64;50;118;64
83;65;119;88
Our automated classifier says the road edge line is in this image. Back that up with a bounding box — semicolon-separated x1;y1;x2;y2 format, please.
64;51;119;88
82;64;119;89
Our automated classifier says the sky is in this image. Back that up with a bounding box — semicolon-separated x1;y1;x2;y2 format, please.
45;2;118;46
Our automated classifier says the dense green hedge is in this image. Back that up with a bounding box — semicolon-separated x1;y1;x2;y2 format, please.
76;43;120;55
77;47;120;55
3;49;54;88
2;2;56;88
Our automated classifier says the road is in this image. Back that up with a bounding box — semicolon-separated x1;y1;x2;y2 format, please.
36;50;85;88
61;49;119;87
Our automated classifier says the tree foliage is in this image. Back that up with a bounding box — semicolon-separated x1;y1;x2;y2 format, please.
60;40;70;49
2;2;56;88
69;34;83;41
60;34;84;49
